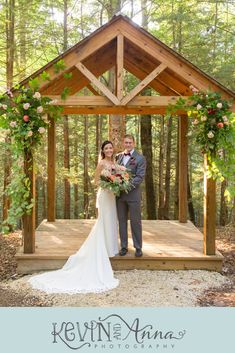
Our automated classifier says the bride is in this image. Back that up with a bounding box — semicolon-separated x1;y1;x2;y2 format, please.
28;140;119;294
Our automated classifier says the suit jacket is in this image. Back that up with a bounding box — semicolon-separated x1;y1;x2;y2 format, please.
116;150;146;201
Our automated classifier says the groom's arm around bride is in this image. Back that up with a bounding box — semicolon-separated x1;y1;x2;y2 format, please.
116;134;146;257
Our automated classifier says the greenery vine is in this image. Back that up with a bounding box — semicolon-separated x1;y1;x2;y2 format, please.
169;86;235;200
0;81;62;233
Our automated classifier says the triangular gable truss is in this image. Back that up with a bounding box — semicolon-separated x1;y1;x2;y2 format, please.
16;15;235;114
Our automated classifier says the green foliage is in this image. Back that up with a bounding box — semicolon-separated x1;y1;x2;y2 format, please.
40;71;51;82
61;87;70;100
171;88;235;200
0;86;61;232
53;59;66;74
63;72;73;79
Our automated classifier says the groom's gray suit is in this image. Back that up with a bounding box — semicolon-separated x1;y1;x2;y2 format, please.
116;150;146;250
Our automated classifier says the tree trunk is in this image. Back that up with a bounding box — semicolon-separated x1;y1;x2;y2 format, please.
6;0;15;88
187;171;195;224
140;89;156;219
163;116;172;219
83;116;89;218
158;116;165;219
220;179;228;226
63;115;70;218
174;120;179;219
74;119;79;219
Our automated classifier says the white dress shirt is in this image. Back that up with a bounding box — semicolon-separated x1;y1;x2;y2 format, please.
123;149;134;166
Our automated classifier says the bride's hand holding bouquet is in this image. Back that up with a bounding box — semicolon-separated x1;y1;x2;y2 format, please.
99;164;133;196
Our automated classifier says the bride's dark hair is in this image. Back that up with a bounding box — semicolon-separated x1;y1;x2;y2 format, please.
100;140;114;160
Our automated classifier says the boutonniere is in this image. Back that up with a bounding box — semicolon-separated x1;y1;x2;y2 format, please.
129;156;136;165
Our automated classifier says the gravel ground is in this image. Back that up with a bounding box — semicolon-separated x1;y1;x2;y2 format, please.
0;229;234;307
1;269;229;307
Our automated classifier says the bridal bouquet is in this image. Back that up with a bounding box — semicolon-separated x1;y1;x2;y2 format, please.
100;164;133;196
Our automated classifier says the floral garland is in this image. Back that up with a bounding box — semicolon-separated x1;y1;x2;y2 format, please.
169;87;235;199
0;84;61;232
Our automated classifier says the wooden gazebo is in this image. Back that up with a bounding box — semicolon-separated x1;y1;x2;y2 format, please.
16;15;235;273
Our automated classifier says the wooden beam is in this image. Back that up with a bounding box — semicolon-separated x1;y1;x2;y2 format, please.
203;155;216;255
121;63;167;105
87;84;99;95
22;150;35;253
124;58;176;95
46;95;187;106
60;107;186;115
42;40;116;96
116;34;124;100
47;115;56;222
120;24;233;98
179;115;188;223
76;62;120;105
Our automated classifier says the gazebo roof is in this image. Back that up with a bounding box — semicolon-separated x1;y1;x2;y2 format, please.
17;14;235;114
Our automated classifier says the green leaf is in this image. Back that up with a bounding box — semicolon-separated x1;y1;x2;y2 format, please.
61;87;70;100
63;72;73;79
29;78;40;91
40;71;51;81
54;59;66;74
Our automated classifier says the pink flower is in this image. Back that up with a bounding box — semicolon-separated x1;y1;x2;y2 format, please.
189;85;199;93
222;116;228;122
10;121;17;127
23;103;30;110
217;122;224;128
38;127;46;134
37;106;43;113
23;115;29;122
33;92;41;99
27;130;33;137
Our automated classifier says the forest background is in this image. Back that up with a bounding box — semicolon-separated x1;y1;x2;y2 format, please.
0;0;235;229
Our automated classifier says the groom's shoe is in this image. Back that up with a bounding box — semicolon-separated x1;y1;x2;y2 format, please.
135;248;143;257
119;248;128;256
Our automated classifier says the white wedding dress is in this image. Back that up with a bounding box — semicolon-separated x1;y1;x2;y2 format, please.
28;188;119;294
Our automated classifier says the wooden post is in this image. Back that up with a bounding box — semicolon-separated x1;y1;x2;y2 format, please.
47;115;56;221
179;114;188;222
109;34;126;152
22;149;35;253
203;154;216;255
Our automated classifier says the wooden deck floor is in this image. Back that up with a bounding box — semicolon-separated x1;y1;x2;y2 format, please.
16;220;223;273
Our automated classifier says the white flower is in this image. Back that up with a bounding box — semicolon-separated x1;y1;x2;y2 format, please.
187;131;192;137
201;115;207;121
33;92;41;99
38;127;46;134
23;103;30;110
5;129;11;135
2;104;7;110
49;99;58;105
217;102;222;109
27;130;33;137
196;104;202;110
192;119;199;125
37;106;43;113
222;115;228;122
224;121;229;126
207;131;214;138
10;121;17;128
42;114;48;121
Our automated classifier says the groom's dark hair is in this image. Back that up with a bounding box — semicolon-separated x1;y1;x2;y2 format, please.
124;134;135;142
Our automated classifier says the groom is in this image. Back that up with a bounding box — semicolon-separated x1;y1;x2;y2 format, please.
116;134;146;257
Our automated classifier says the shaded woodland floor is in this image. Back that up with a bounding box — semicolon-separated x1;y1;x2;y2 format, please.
0;226;234;307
